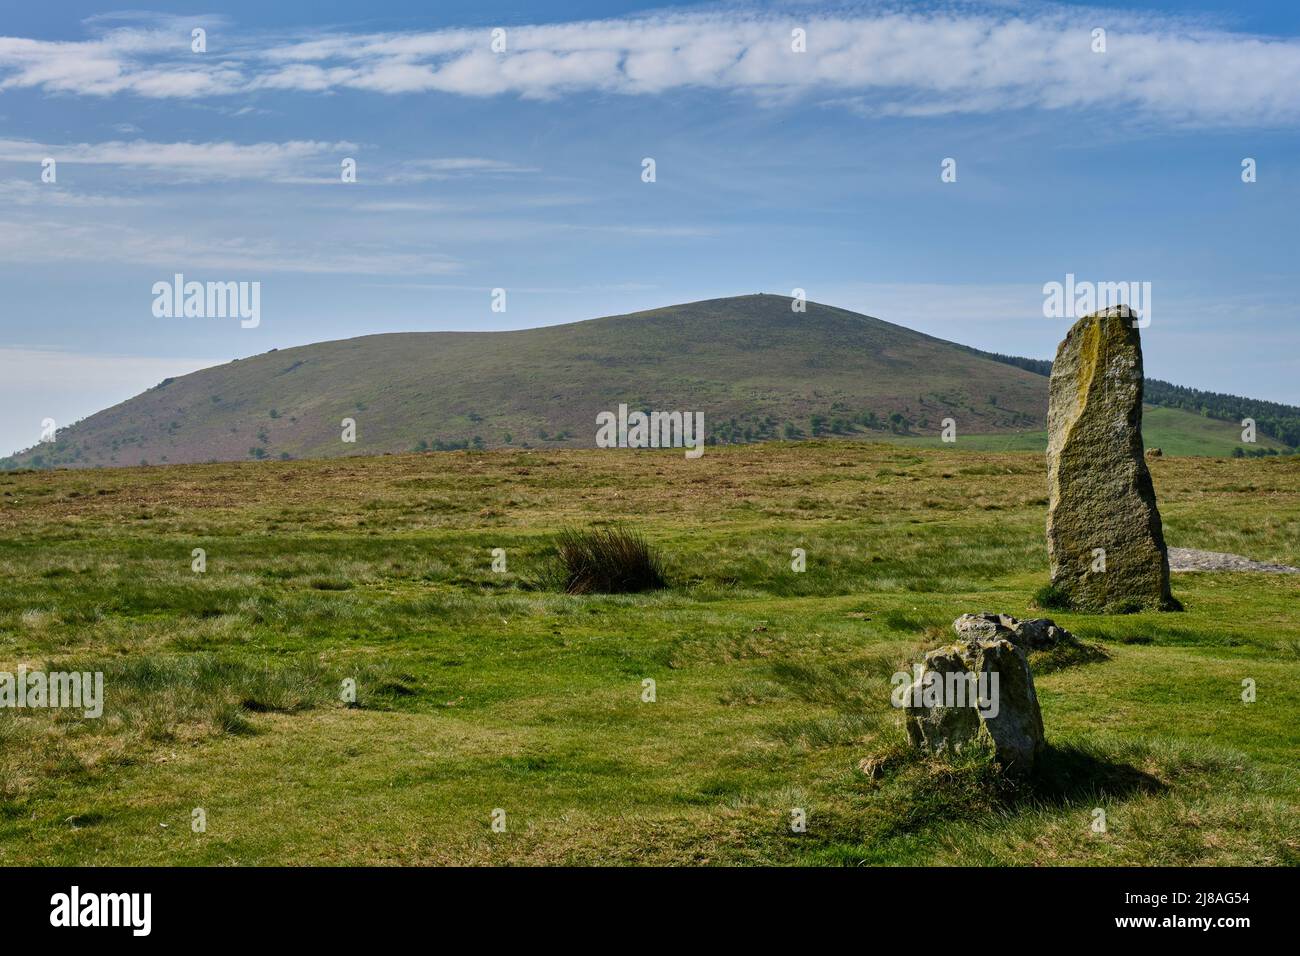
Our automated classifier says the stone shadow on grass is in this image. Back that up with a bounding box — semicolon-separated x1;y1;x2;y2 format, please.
1025;742;1166;806
1028;641;1111;675
861;739;1165;840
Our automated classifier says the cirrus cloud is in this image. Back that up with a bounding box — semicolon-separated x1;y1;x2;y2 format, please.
0;137;355;181
0;5;1296;126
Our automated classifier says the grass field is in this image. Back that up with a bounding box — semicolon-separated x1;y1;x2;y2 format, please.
883;405;1292;456
1;442;1297;865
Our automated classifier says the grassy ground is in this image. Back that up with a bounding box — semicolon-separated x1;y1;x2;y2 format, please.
1;442;1296;865
883;405;1292;456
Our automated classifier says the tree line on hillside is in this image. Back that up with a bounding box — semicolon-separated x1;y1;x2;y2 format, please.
972;348;1300;449
711;410;917;445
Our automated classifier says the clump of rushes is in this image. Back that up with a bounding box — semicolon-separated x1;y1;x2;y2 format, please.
550;525;667;594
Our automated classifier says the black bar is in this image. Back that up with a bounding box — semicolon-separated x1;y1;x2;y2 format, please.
4;866;1279;940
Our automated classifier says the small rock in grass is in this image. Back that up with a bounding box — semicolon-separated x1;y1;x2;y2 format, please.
898;615;1048;774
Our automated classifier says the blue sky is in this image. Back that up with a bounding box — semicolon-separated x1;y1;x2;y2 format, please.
2;0;1298;456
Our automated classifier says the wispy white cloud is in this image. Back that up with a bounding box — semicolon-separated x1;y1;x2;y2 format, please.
560;223;718;238
347;193;590;213
0;178;145;206
0;137;354;181
1;6;1298;126
0;138;547;189
366;281;660;295
384;157;539;184
0;216;463;275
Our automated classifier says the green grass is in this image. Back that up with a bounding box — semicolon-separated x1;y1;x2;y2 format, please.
882;405;1292;457
881;430;1052;452
1140;406;1291;457
0;442;1296;865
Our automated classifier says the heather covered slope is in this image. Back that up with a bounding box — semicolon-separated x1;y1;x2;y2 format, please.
4;295;1053;468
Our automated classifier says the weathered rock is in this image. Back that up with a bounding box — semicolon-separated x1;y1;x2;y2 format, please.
1145;447;1162;459
899;617;1046;773
1046;306;1176;612
953;612;1075;650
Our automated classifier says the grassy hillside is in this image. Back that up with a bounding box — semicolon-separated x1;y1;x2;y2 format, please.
1140;405;1291;457
882;405;1293;456
4;295;1054;469
1;443;1297;865
7;294;1291;470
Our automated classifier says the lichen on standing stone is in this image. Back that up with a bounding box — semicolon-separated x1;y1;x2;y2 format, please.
1046;306;1177;612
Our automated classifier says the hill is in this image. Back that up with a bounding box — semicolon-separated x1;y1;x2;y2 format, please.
3;295;1052;468
3;294;1292;468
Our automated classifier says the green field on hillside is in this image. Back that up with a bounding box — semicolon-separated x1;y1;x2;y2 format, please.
1140;406;1291;456
1;443;1297;865
883;405;1291;457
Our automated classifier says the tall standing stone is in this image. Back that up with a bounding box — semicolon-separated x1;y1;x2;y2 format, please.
1046;306;1176;612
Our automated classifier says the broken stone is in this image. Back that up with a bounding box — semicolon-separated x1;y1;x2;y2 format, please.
953;612;1076;650
1046;306;1176;612
898;616;1047;774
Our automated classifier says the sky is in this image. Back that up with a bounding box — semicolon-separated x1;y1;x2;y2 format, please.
1;0;1298;457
